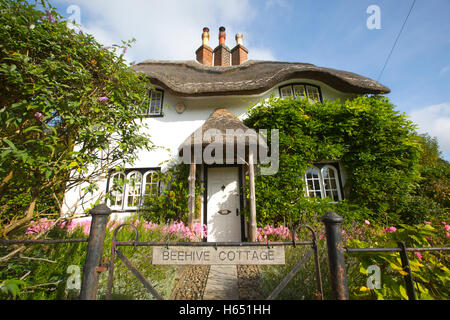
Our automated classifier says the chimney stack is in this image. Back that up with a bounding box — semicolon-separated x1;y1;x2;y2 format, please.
231;32;248;65
213;26;231;66
195;27;213;66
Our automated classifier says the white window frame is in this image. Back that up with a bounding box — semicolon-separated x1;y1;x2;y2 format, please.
279;83;323;103
143;170;159;198
124;171;143;209
147;89;164;116
304;164;342;201
320;165;342;201
108;172;125;209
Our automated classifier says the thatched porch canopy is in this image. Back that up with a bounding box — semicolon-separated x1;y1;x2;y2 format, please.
178;108;267;162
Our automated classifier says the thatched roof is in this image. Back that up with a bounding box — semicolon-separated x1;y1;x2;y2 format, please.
178;108;267;159
133;59;390;96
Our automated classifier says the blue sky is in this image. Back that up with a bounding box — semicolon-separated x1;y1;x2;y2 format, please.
51;0;450;160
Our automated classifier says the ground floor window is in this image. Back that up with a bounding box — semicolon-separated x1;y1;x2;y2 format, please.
107;168;160;210
304;163;343;201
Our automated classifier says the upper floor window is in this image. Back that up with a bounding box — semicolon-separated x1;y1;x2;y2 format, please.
279;83;322;103
147;89;164;116
304;164;342;201
107;168;160;210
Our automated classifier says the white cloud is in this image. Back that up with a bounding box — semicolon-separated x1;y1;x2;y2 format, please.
408;103;450;157
56;0;275;63
440;65;450;75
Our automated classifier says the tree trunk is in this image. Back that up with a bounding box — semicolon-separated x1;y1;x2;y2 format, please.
0;170;13;199
1;187;38;236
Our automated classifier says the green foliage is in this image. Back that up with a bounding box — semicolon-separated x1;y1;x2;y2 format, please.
395;194;447;225
415;134;450;209
0;218;195;300
138;164;202;224
0;0;153;233
348;223;450;300
0;279;26;299
244;95;422;226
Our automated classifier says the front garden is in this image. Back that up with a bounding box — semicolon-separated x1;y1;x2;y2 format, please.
1;215;448;300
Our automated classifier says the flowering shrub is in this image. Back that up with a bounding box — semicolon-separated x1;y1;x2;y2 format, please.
26;219;91;236
26;218;207;242
256;225;295;242
346;220;449;300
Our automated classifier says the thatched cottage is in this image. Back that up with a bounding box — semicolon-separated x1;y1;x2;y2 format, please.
63;27;389;242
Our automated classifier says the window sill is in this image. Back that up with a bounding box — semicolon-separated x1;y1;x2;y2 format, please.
143;114;164;118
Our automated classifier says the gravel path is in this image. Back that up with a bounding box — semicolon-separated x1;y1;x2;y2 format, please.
170;265;263;300
170;265;210;300
237;265;264;300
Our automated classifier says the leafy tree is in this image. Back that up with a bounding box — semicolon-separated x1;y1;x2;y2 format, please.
0;0;153;236
415;134;449;209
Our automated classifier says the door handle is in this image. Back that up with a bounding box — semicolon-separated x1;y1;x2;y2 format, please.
236;208;239;216
218;209;231;215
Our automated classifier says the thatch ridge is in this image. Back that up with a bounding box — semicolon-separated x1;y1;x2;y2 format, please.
132;60;390;96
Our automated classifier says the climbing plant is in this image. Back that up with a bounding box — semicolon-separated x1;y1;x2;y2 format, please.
244;95;425;226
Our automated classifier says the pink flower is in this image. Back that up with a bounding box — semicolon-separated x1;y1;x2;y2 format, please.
445;225;450;231
446;232;450;238
414;252;423;260
364;220;370;225
424;221;431;225
383;226;397;233
34;112;44;121
442;221;447;225
97;96;109;102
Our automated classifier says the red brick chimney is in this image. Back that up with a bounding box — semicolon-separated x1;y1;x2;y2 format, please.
195;27;213;66
231;33;248;65
213;26;231;66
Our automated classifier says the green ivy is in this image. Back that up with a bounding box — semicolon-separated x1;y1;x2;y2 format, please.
244;95;422;226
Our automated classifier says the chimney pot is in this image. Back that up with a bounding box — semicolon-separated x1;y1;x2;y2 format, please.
218;26;226;45
196;27;213;66
231;32;248;65
202;27;210;46
235;33;243;46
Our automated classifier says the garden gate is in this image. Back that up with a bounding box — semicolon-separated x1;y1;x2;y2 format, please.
103;221;324;300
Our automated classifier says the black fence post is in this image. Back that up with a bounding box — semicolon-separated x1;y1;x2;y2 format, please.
321;211;349;300
79;204;112;300
397;241;417;300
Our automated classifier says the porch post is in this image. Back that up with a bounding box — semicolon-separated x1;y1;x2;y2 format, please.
248;150;257;242
187;162;196;227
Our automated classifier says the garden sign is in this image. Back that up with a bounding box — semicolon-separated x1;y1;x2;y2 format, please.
152;246;285;265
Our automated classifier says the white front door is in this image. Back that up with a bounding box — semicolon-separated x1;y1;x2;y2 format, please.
207;166;241;242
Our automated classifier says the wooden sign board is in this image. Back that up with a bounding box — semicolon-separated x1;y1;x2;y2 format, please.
152;246;285;265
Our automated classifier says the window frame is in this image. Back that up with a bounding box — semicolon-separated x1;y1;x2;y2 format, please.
108;172;125;209
278;83;323;103
106;167;161;211
303;163;343;201
124;170;143;209
146;88;164;117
